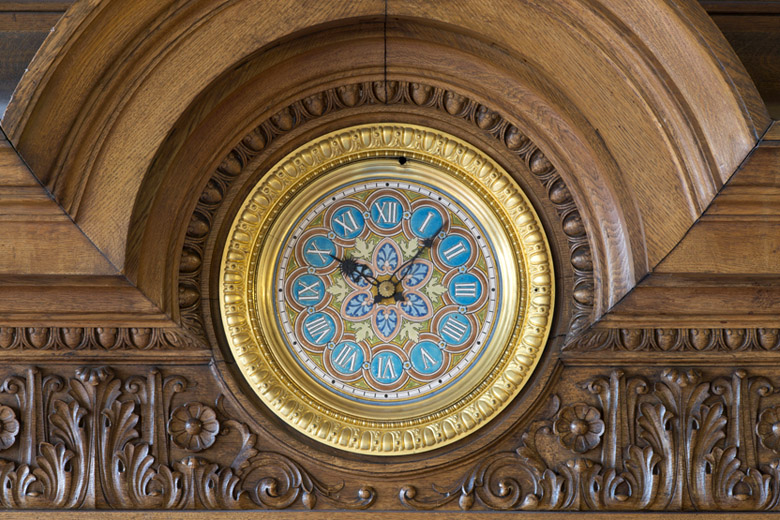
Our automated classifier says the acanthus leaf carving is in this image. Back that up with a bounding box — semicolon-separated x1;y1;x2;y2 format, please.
400;367;780;512
0;366;375;510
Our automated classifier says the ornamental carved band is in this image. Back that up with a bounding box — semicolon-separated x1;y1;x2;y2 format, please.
401;367;780;512
219;124;555;455
0;365;777;511
0;366;374;510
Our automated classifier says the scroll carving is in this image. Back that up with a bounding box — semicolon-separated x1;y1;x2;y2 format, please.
0;366;375;510
400;368;780;511
564;328;780;353
181;81;594;336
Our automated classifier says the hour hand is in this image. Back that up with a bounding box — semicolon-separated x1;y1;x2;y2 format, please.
329;254;379;287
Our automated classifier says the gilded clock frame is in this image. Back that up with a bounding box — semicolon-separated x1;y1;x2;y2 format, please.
219;124;554;455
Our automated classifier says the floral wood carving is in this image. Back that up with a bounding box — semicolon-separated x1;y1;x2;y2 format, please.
0;327;205;351
180;80;594;336
563;328;780;353
0;366;375;510
400;368;780;511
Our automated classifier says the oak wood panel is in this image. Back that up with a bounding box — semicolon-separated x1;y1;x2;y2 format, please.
601;142;780;326
701;1;780;13
4;0;761;327
0;136;37;185
0;11;61;30
599;285;780;327
0;3;67;114
654;221;780;273
0;136;174;325
0;275;175;326
0;31;47;114
0;1;776;515
764;121;780;140
701;1;780;116
601;272;780;327
0;2;71;9
0;136;115;275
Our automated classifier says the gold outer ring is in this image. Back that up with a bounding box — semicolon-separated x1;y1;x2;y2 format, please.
219;124;554;455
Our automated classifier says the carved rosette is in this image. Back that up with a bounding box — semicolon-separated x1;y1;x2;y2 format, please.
0;406;19;450
758;406;780;453
553;404;604;453
168;402;220;452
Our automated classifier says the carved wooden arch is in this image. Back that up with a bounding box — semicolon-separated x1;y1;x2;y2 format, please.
2;0;767;329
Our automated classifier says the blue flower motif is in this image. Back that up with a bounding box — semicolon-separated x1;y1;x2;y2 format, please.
343;293;373;318
402;293;429;317
339;237;435;342
402;263;430;287
375;242;399;272
352;265;373;288
375;309;399;338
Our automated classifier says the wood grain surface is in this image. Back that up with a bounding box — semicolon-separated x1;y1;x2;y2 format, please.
603;142;780;326
0;0;777;516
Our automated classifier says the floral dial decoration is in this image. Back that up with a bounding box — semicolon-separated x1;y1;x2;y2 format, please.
220;124;554;455
276;181;498;402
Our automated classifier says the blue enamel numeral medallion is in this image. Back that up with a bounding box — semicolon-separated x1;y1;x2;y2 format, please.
302;236;335;267
331;206;365;239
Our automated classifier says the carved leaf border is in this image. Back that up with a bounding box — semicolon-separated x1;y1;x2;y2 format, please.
0;327;203;351
564;328;780;353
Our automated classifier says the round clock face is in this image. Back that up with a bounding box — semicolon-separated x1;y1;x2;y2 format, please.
220;124;554;455
276;179;499;403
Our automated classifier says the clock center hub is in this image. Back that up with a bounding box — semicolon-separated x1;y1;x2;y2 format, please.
378;280;396;298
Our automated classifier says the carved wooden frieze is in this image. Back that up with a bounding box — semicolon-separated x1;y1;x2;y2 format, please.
564;328;780;353
0;364;779;511
0;327;205;351
0;366;374;510
401;367;780;512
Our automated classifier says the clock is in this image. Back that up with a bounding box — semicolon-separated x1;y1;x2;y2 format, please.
219;124;554;455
